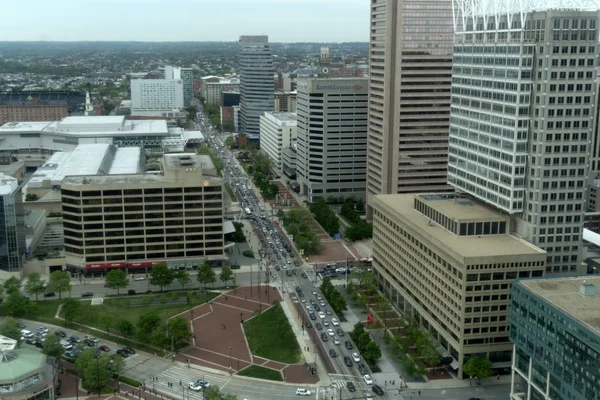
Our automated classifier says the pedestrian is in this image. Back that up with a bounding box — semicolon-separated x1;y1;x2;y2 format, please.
419;390;421;396
179;380;182;386
307;346;309;352
497;374;500;380
385;380;387;386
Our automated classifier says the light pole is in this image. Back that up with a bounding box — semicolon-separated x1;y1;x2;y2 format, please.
250;264;253;296
229;346;232;369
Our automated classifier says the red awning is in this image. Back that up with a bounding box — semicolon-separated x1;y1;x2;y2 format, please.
150;261;166;266
106;262;125;269
128;262;151;269
85;264;106;270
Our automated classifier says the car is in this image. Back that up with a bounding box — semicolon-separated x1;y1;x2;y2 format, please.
318;311;325;319
337;328;345;336
16;322;25;329
327;329;335;336
358;363;368;375
311;290;318;295
81;292;93;298
329;348;337;358
195;379;210;388
38;327;49;333
372;384;384;396
363;374;373;385
84;339;95;347
300;298;306;304
323;319;329;326
64;350;74;358
316;295;322;301
68;336;80;344
309;313;317;321
85;336;99;344
116;349;129;357
314;304;321;312
25;338;36;345
352;352;361;362
365;394;374;400
295;388;312;396
55;330;67;338
333;337;340;345
301;272;307;278
305;321;312;328
188;382;203;392
321;333;328;341
347;381;356;392
310;300;317;305
345;341;353;350
134;276;145;281
320;301;326;307
331;318;340;326
98;345;110;352
325;308;332;315
44;292;56;297
287;259;292;264
344;356;353;367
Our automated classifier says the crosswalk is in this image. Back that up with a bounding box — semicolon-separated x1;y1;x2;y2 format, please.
330;375;370;392
137;365;231;400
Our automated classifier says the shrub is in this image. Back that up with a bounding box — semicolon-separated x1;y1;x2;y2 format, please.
231;264;241;270
242;250;254;258
118;376;141;387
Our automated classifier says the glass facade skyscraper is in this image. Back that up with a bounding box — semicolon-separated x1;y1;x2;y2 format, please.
0;174;25;272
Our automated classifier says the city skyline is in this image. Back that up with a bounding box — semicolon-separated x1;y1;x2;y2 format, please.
0;0;369;43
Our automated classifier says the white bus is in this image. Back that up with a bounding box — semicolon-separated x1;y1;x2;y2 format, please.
244;207;252;215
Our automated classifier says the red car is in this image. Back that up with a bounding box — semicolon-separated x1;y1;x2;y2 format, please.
98;345;110;352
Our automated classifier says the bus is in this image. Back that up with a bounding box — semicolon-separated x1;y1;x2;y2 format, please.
244;207;252;215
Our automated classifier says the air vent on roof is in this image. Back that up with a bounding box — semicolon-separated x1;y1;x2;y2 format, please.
180;160;193;166
580;281;597;297
179;155;191;160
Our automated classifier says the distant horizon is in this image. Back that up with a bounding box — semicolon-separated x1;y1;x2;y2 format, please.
0;40;369;44
1;0;368;42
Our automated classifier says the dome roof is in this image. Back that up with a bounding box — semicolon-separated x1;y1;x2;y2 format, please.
0;347;46;383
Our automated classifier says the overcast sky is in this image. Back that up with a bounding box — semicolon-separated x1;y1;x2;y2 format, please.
0;0;369;42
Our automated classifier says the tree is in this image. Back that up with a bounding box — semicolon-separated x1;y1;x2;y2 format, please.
167;316;193;351
219;267;233;286
98;312;115;335
0;317;22;346
463;356;493;379
355;198;365;213
105;270;129;295
24;273;46;301
117;319;135;341
75;349;114;394
62;298;83;326
362;340;382;364
421;344;442;367
231;222;246;242
3;276;22;295
174;270;191;290
149;263;174;292
204;386;238;400
137;312;162;341
25;193;38;201
42;334;65;361
48;270;71;299
356;294;368;312
150;328;169;348
197;263;216;289
330;291;348;314
276;209;285;220
350;322;366;343
357;331;371;352
4;292;37;317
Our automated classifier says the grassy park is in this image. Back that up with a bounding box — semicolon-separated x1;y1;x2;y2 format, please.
243;301;301;364
237;365;283;381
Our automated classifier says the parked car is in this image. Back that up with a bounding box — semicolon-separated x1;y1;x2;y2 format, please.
331;318;340;326
305;321;312;328
44;292;56;297
372;384;384;396
327;329;335;336
55;330;67;338
116;349;129;357
358;363;368;375
295;388;311;396
98;345;110;352
363;374;373;385
315;323;323;330
123;347;136;355
81;292;93;298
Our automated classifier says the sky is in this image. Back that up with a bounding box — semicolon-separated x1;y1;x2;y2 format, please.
0;0;369;42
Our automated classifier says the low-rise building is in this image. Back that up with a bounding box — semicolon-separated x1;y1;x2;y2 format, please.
274;91;297;112
372;194;546;379
0;104;68;126
259;112;297;172
205;78;240;106
509;276;600;400
61;153;225;272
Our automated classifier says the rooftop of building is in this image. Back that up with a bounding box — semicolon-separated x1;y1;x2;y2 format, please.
418;194;507;222
518;275;600;337
28;144;142;188
163;153;214;170
0;121;53;132
375;194;545;260
263;112;297;124
0;346;47;381
61;172;221;186
0;173;18;195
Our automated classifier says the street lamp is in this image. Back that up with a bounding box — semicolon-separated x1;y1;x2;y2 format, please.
240;312;244;324
229;346;232;368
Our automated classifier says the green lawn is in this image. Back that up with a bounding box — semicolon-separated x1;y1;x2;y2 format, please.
243;301;301;364
237;365;282;381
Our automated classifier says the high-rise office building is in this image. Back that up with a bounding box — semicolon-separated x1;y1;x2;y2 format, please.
239;35;275;136
296;78;368;201
366;0;454;217
130;79;184;117
260;112;297;171
448;3;600;274
164;66;194;107
0;173;25;272
509;276;600;400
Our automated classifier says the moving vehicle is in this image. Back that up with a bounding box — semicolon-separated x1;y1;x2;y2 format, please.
346;381;356;392
331;318;340;326
295;388;311;396
81;292;93;298
244;207;252;215
329;348;337;358
327;329;335;336
363;374;373;385
372;384;384;396
188;382;203;392
352;352;361;362
344;356;353;367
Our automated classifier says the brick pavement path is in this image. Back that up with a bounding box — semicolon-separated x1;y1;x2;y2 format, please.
175;286;320;384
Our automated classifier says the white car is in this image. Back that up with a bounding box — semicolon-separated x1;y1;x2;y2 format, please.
352;352;361;362
327;329;335;336
331;318;340;326
318;312;325;319
333;337;340;345
295;388;311;396
363;374;373;385
134;276;145;281
323;319;329;326
38;327;49;334
287;259;292;264
188;382;203;392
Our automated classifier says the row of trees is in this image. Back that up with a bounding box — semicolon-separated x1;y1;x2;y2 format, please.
105;264;234;293
319;278;348;316
231;222;246;242
197;145;224;175
245;151;279;200
309;198;340;236
204;104;221;128
279;208;323;255
340;198;373;241
389;319;442;377
350;322;382;366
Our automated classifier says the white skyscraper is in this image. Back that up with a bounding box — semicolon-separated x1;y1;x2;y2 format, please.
164;66;194;107
130;79;184;117
239;35;274;136
448;0;600;274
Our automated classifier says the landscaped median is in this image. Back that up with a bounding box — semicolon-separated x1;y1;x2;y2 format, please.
237;365;283;381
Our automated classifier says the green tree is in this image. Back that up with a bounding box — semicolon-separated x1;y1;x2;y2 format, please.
421;344;442;367
42;334;65;362
105;269;129;295
117;319;135;341
185;106;198;121
25;193;38;201
167;316;193;351
225;136;234;149
98;312;115;335
197;263;216;289
75;348;114;394
174;270;191;290
463;356;493;379
276;209;285;220
350;322;366;343
149;263;174;292
219;267;233;286
231;222;246;242
204;386;238;400
62;298;83;326
3;276;22;295
4;292;37;317
329;291;348;314
137;312;162;341
48;270;71;299
0;317;22;346
150;328;169;348
356;294;368;312
355;198;365;213
362;340;382;364
357;331;371;352
24;273;46;301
